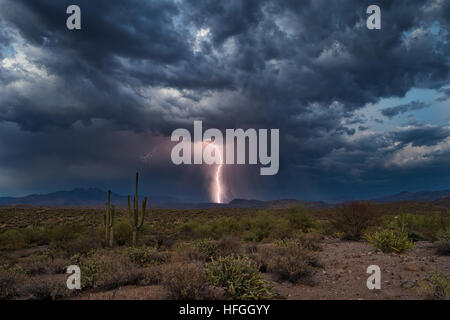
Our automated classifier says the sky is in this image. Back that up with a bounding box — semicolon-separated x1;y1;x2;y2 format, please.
0;0;449;202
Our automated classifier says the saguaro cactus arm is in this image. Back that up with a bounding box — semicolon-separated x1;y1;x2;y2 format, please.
139;197;147;228
127;172;148;246
109;205;115;247
104;190;115;247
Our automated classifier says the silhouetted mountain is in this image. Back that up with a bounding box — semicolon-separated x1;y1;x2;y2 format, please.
372;189;450;203
0;188;178;207
434;196;450;208
228;199;266;208
1;188;449;208
227;198;327;209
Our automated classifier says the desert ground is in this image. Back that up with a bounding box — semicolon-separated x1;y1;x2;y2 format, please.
0;201;449;300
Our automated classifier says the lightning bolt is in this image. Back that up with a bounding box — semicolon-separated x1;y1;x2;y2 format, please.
205;140;223;203
214;144;223;203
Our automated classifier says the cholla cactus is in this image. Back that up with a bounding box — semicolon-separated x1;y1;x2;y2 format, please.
104;190;115;247
128;172;147;246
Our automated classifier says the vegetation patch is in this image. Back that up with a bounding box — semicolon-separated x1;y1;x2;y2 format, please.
162;262;217;300
207;255;273;300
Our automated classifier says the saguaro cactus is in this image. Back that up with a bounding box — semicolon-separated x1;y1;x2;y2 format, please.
104;190;115;247
128;172;147;246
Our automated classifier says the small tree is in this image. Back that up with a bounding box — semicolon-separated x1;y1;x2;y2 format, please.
331;201;380;240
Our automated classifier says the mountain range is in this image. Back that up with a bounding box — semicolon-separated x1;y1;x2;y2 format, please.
0;188;449;208
372;189;450;203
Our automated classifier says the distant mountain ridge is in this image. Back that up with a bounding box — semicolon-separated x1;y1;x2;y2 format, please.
0;187;449;208
0;188;178;207
227;198;327;209
0;188;326;209
372;189;450;203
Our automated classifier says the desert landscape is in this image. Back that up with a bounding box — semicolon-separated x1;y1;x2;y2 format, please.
1;195;448;300
0;0;449;310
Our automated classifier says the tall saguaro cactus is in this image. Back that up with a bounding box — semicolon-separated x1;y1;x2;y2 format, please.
128;172;147;246
104;190;115;247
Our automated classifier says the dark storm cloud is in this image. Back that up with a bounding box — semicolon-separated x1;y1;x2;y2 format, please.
0;0;449;199
381;101;431;118
391;125;450;147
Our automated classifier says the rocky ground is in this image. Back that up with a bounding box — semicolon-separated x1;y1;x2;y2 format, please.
76;240;449;300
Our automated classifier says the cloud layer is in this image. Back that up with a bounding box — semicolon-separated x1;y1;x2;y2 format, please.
0;0;449;201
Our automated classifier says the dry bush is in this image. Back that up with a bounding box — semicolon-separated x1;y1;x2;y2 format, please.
144;234;176;250
19;274;71;300
300;233;323;251
262;242;321;285
162;262;216;300
127;247;169;266
171;242;211;263
216;235;242;257
0;266;27;299
436;228;450;255
330;202;380;240
52;233;102;257
98;260;144;291
71;251;144;290
20;256;68;275
172;237;243;263
140;265;162;286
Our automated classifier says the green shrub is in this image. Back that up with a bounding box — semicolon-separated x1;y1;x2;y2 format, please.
287;206;317;232
113;220;132;246
192;236;243;261
179;220;214;239
0;229;27;250
47;224;82;244
387;213;449;241
23;227;49;246
127;247;167;266
423;272;449;300
210;217;241;237
364;226;414;253
243;211;284;242
50;233;102;257
207;255;273;300
194;238;219;260
0;226;49;250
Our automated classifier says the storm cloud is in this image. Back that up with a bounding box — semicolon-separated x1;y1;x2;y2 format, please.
0;0;449;201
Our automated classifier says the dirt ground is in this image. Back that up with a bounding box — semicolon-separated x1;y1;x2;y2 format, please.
76;240;449;300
